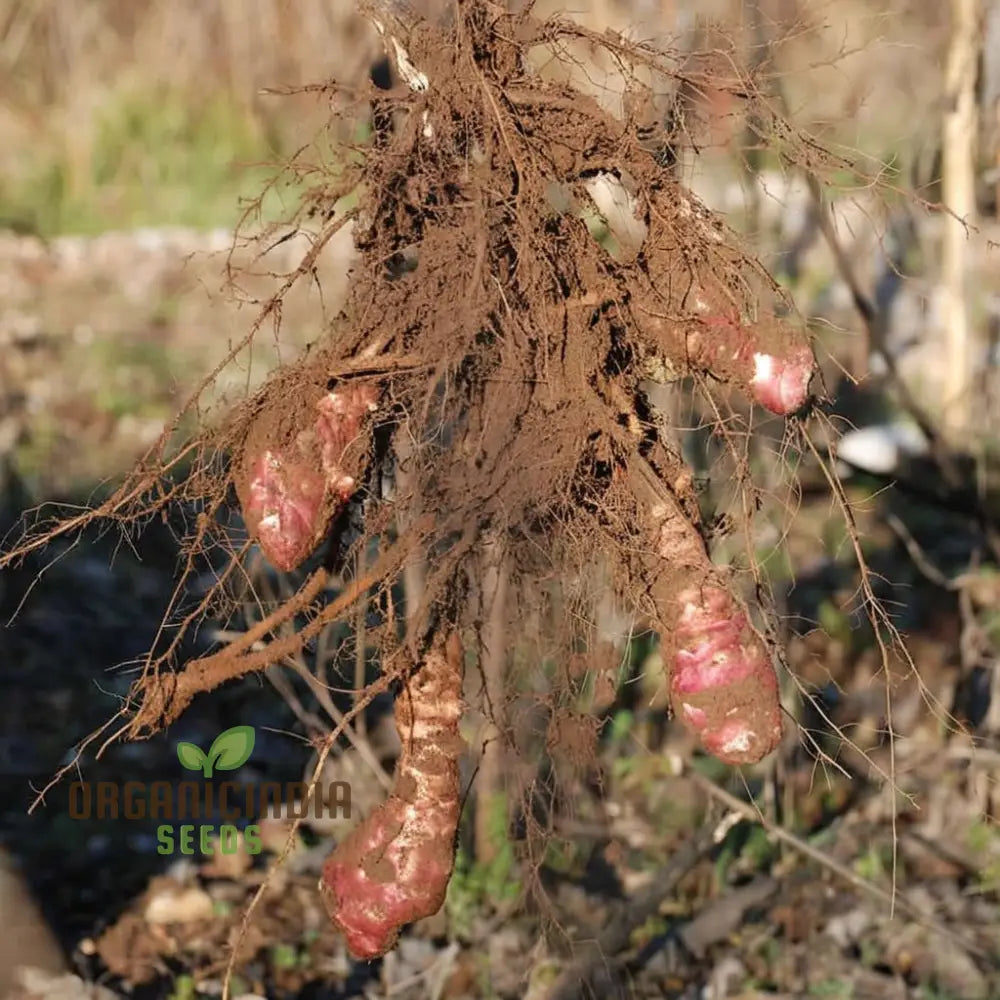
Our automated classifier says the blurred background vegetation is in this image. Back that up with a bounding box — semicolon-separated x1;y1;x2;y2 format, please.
0;0;963;233
0;0;377;234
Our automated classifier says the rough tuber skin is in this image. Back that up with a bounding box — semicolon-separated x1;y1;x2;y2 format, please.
641;471;783;765
320;631;465;959
244;451;328;572
630;266;801;755
672;583;783;763
314;384;380;499
637;275;816;416
240;383;379;571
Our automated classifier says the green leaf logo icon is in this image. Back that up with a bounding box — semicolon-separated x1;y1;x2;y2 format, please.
176;725;255;778
208;725;255;772
176;742;207;772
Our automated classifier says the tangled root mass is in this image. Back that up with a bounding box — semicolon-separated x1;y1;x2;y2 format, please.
9;0;827;962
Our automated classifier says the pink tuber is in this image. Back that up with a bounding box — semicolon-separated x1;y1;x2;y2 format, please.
637;271;816;416
641;476;783;765
320;631;465;959
244;450;328;572
671;583;783;764
696;309;815;416
314;384;381;499
749;345;815;416
239;382;379;572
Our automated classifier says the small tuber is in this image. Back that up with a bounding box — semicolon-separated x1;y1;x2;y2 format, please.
670;581;783;764
749;344;815;416
243;450;327;573
239;382;379;572
638;275;816;416
320;631;465;959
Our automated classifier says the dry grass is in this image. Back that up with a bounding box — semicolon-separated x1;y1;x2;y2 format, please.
0;0;378;232
0;0;953;233
0;0;375;110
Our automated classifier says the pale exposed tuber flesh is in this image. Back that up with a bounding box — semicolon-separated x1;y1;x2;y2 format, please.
320;631;465;959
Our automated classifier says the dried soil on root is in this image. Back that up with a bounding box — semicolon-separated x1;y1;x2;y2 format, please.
326;2;812;564
35;2;813;686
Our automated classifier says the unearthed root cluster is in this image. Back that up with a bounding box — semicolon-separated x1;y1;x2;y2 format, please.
0;0;874;977
216;0;820;959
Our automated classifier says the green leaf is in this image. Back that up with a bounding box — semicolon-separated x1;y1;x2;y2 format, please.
168;974;196;1000
818;599;852;648
206;725;255;773
176;742;207;772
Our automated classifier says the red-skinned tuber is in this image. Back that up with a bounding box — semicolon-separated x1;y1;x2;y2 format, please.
638;279;815;418
238;382;379;572
320;631;465;959
633;185;817;416
638;464;783;765
697;310;815;417
670;581;783;763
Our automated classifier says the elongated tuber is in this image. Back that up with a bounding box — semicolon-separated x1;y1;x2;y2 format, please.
637;462;783;764
320;631;465;959
238;382;379;571
634;186;817;414
637;278;815;417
